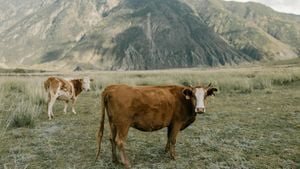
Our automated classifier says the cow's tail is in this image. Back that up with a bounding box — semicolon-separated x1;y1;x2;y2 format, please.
95;91;107;162
44;80;50;92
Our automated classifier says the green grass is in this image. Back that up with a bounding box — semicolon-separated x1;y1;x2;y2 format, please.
0;64;299;169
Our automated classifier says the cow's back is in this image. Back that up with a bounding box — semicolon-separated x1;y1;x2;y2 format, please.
44;77;72;94
103;85;187;131
44;77;58;92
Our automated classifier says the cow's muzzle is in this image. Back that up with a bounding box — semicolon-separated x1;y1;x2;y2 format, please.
195;107;205;114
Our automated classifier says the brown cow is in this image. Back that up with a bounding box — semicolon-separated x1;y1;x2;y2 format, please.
95;84;217;168
44;76;93;120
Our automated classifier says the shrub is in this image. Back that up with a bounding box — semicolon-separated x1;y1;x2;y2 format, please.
271;73;297;86
8;101;39;128
179;80;191;86
2;81;26;93
218;78;252;94
10;113;34;128
13;68;26;73
0;79;45;129
136;81;151;86
252;77;271;90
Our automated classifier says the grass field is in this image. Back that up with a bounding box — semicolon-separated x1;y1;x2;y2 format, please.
0;61;299;169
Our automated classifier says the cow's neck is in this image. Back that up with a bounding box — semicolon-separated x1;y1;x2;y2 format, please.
71;79;83;97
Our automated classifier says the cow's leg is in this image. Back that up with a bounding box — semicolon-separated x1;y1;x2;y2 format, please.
46;93;51;120
115;125;130;168
109;123;118;163
71;98;77;114
165;126;172;153
63;100;69;114
168;124;181;160
47;95;57;120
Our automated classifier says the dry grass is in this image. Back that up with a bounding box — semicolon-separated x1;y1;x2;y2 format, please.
0;77;46;131
0;62;299;169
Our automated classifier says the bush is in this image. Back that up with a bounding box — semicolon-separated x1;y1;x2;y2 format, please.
271;74;297;86
252;78;271;90
2;81;27;93
218;78;252;94
9;97;44;128
13;68;26;73
10;113;34;128
179;80;191;87
8;101;39;128
0;79;45;130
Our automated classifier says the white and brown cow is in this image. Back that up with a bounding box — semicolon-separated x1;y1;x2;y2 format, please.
44;76;93;120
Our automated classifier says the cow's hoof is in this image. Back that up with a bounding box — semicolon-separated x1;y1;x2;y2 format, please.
124;163;131;169
112;159;119;164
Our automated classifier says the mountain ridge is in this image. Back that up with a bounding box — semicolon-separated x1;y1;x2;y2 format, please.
0;0;299;70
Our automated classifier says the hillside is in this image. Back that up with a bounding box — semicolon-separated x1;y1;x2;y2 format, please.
0;0;299;70
184;0;300;60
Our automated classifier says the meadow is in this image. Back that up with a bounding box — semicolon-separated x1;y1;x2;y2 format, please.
0;60;299;169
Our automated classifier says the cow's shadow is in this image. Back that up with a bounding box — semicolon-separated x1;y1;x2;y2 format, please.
125;138;173;166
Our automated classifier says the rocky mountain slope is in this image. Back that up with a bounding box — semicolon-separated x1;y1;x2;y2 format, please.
184;0;300;60
0;0;299;70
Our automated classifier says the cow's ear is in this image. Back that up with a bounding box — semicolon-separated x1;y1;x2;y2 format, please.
207;87;218;96
182;88;193;100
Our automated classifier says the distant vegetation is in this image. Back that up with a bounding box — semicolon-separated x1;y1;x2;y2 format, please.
0;68;46;74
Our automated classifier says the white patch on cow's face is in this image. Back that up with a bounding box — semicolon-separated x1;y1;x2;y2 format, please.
82;77;91;91
194;88;205;112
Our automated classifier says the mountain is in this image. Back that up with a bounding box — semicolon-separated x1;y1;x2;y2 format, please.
183;0;300;60
0;0;114;69
0;0;299;70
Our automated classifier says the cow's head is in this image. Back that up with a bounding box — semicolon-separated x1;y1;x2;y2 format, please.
182;83;218;114
80;77;93;91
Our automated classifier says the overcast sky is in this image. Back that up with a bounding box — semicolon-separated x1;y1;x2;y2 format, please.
223;0;300;15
